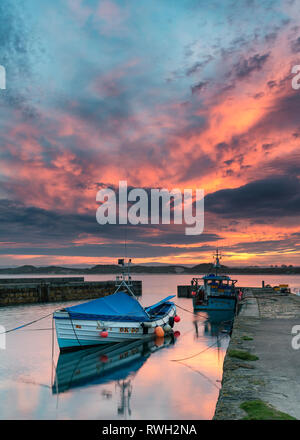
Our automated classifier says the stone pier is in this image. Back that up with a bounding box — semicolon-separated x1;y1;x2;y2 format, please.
0;277;142;306
214;288;300;420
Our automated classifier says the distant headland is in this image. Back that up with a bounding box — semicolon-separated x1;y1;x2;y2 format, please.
0;263;299;275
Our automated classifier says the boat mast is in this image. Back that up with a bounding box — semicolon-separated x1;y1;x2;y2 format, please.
214;249;221;276
116;379;132;418
115;258;138;299
114;258;151;318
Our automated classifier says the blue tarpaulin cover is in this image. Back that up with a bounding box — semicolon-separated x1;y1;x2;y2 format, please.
65;291;150;322
145;295;175;313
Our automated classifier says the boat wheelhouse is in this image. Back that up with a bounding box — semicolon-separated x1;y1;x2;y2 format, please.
192;250;239;311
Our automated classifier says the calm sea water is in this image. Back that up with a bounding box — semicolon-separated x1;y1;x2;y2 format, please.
0;273;299;420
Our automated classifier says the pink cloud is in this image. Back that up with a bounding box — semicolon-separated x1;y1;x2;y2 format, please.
96;0;129;35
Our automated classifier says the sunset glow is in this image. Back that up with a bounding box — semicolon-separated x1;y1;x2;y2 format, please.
0;0;300;267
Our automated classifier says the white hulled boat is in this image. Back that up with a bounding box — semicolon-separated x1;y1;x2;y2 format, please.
53;259;179;351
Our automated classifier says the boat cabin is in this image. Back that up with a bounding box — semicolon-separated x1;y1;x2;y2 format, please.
203;274;237;296
192;274;237;298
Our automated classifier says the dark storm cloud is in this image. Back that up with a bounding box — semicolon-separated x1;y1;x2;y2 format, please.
185;55;214;76
267;80;277;89
0;243;217;259
234;53;270;78
262;143;274;151
216;142;230;153
205;175;300;219
265;32;278;43
213;137;246;169
191;81;208;94
262;152;300;176
178;152;215;182
250;91;300;135
291;36;300;53
230;238;300;254
59;94;134;131
0;199;221;254
0;199;97;243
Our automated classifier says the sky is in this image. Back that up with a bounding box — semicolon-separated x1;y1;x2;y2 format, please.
0;0;300;267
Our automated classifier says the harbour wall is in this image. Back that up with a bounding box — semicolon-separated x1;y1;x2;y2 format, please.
0;278;142;306
177;285;193;297
213;288;300;420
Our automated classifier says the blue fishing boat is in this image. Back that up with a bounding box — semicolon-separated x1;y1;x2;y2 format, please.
192;250;239;311
53;259;179;351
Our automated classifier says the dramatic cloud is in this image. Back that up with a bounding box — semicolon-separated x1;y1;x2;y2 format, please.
0;0;300;266
291;36;300;53
205;176;300;219
234;53;270;78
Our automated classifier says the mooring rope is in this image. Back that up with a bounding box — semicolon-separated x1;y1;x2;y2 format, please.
22;328;53;331
68;311;83;347
0;310;57;335
176;361;221;390
170;333;229;362
174;302;235;325
174;302;208;319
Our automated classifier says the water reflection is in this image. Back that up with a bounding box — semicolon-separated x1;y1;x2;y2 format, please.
116;380;132;418
52;335;175;418
194;310;234;348
0;273;245;419
203;310;235;337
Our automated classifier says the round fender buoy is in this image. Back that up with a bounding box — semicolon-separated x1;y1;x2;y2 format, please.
100;355;108;363
100;330;108;338
155;326;164;337
191;291;196;296
155;336;164;347
164;324;172;333
174;330;180;338
174;315;181;323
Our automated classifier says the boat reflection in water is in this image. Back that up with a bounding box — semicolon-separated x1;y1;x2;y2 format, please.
194;310;235;340
204;310;235;337
52;335;175;416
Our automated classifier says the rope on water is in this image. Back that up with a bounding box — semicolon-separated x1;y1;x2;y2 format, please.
22;328;53;331
170;333;229;362
175;361;221;390
174;302;235;325
174;302;207;319
0;310;58;335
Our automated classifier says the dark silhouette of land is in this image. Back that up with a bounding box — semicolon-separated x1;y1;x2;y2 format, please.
0;263;299;275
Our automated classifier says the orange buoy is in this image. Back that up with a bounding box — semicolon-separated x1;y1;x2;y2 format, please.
155;336;164;347
100;330;108;338
191;291;196;296
174;315;180;323
100;355;108;363
155;326;164;337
